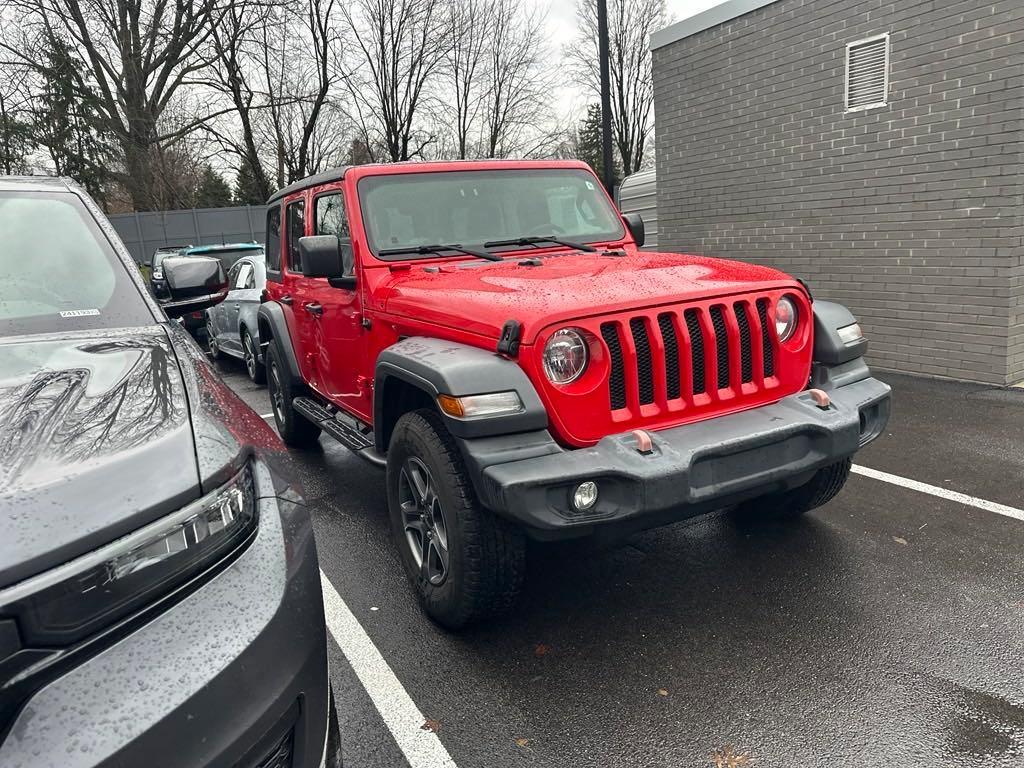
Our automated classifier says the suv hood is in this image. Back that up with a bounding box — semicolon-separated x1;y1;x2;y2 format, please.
380;249;800;342
0;326;199;588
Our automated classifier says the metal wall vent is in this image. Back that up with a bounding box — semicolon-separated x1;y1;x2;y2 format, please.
845;33;889;111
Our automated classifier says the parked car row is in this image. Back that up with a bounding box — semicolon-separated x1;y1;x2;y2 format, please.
147;241;265;346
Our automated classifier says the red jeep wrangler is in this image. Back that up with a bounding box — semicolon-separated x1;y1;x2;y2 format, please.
257;160;890;628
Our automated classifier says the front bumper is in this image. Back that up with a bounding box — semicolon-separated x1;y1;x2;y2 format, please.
464;372;890;537
0;482;332;768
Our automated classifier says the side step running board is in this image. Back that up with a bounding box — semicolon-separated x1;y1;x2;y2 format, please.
292;397;386;467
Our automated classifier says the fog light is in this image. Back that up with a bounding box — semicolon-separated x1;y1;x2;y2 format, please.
572;481;598;511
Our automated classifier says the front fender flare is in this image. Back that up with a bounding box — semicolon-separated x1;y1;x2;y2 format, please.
375;337;548;450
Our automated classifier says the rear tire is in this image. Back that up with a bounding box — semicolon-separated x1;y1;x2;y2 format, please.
386;409;525;629
242;328;266;384
735;458;852;521
266;342;321;448
206;316;221;360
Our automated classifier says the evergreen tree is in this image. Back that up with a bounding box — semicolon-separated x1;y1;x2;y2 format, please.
575;104;620;189
195;165;233;208
33;39;112;204
234;162;266;205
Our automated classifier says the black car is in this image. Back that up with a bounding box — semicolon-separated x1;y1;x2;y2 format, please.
0;177;341;768
148;244;188;299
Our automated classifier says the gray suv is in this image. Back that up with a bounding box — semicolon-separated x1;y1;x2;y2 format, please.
0;177;341;768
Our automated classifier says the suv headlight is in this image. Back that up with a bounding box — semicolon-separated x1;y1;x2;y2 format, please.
152;269;163;280
2;463;257;646
773;296;798;342
543;328;589;385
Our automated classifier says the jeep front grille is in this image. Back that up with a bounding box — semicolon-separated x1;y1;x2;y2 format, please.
598;297;782;415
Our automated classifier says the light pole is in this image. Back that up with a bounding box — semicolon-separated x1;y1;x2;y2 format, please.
596;0;615;194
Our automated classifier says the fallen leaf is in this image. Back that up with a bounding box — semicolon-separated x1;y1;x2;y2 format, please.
515;738;530;748
893;536;908;546
421;718;441;733
657;688;669;697
710;745;752;767
534;643;551;657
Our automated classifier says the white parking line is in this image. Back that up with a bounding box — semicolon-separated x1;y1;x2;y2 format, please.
260;413;274;419
852;464;1024;522
320;570;458;768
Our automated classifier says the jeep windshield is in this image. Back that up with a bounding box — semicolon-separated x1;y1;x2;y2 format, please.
0;190;153;336
357;168;626;260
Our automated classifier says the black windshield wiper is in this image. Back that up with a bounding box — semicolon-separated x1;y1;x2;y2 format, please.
377;243;502;262
483;236;597;253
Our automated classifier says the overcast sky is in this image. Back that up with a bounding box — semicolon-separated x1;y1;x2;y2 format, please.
536;0;727;121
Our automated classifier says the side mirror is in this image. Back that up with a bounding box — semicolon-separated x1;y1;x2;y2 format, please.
159;256;228;318
300;235;356;289
622;213;645;248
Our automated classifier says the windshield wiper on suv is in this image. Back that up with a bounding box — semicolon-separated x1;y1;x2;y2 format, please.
377;243;502;262
483;236;597;253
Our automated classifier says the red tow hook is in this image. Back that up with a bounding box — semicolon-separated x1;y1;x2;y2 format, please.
631;429;654;455
808;388;831;410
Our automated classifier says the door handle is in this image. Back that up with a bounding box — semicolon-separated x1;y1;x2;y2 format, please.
279;295;293;305
304;302;323;317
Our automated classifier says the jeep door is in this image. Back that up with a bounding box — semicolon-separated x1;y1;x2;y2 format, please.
281;196;325;391
305;188;370;420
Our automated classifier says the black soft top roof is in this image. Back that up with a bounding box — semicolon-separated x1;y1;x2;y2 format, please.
266;166;350;206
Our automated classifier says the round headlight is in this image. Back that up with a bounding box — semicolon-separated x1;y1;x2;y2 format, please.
774;296;798;342
543;328;589;384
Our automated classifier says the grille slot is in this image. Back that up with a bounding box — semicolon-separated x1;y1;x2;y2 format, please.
601;323;627;410
756;299;775;377
709;306;730;389
734;303;753;383
658;313;681;400
684;309;706;395
629;317;655;405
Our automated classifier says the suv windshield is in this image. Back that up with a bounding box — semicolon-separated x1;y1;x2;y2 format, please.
358;169;625;259
0;190;153;336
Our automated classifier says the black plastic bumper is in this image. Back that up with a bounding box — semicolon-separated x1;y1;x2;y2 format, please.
461;372;890;538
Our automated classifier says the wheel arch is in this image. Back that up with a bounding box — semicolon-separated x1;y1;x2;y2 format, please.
373;337;547;454
256;302;303;387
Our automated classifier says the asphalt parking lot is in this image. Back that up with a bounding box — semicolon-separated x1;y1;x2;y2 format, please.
215;356;1024;768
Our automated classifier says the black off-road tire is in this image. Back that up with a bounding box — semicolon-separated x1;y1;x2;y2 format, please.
266;342;321;448
387;409;525;629
735;458;852;521
242;328;266;384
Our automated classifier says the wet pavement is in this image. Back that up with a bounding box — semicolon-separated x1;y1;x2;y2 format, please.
216;357;1024;768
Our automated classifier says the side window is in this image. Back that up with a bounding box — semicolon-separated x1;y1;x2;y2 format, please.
226;262;241;287
235;262;254;290
315;192;349;239
266;206;281;272
315;192;353;275
286;200;306;274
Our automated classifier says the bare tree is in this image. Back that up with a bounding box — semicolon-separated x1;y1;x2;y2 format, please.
207;0;277;201
443;0;489;159
257;0;346;184
341;0;451;162
568;0;667;176
480;0;552;159
1;0;230;210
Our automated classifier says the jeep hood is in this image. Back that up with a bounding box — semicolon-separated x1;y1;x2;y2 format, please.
0;326;199;588
380;250;800;342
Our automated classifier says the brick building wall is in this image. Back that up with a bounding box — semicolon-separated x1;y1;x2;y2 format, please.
652;0;1023;385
